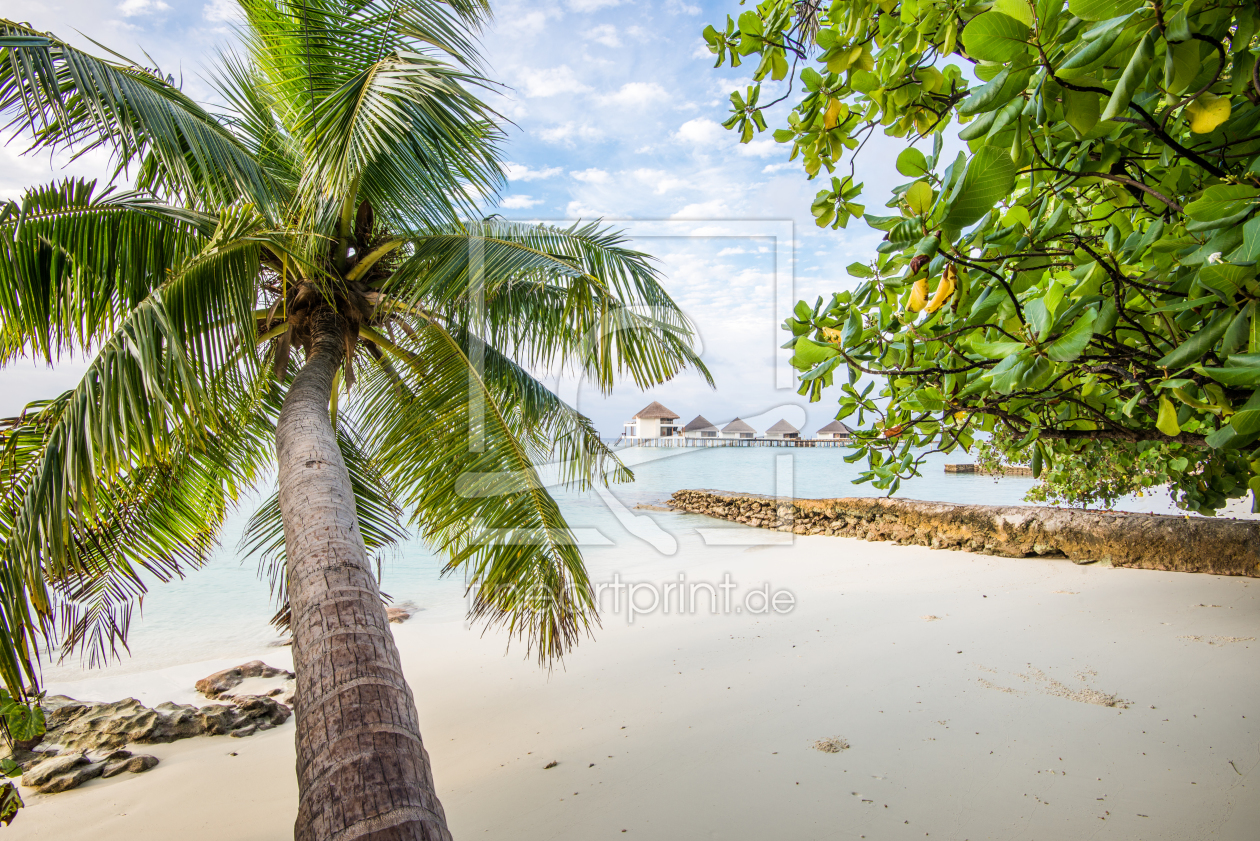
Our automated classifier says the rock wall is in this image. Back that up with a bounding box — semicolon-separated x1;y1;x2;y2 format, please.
669;490;1260;577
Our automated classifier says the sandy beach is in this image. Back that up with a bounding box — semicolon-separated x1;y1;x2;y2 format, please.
9;520;1260;840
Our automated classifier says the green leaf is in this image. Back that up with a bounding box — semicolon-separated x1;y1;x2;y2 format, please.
1199;264;1256;296
1063;87;1100;137
1185;185;1260;223
1156;395;1181;436
961;12;1031;63
896;147;929;177
1068;0;1143;21
1099;29;1157;122
970;340;1027;358
1025;298;1052;339
1230;410;1260;437
906;181;934;216
792;337;840;367
943;146;1017;230
1047;310;1099;361
1202;366;1260;387
995;0;1035;26
846;262;874;278
738;11;764;37
1156;311;1232;369
983;354;1029;393
1231;215;1260;263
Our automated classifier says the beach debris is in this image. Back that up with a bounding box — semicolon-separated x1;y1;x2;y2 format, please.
1178;635;1255;646
196;660;293;700
921;615;943;621
544;760;558;769
386;607;411;624
38;693;291;753
812;736;849;753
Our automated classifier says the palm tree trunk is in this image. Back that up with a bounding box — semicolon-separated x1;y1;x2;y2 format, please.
277;307;453;841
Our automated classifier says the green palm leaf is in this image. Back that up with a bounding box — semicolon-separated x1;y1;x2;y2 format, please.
357;320;608;663
0;20;284;213
383;220;714;392
0;178;212;364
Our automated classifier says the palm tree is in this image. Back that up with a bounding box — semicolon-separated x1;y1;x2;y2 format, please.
0;3;709;838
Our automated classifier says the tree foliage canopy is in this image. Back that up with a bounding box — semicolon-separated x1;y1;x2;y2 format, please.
705;0;1260;512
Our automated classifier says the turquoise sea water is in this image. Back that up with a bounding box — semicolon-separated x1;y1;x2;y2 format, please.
39;445;1253;685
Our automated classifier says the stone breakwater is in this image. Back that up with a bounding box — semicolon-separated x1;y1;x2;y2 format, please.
669;490;1260;577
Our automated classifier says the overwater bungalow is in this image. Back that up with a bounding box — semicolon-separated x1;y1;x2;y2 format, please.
683;415;719;439
621;401;681;440
721;417;757;439
764;419;800;440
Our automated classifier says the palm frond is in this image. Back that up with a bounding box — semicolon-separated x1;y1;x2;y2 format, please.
356;319;610;664
0;358;276;692
0;178;213;364
231;1;503;231
0;20;285;213
2;210;263;595
383;220;714;392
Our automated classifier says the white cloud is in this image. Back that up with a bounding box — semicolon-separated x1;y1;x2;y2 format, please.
675;117;726;145
568;0;621;10
565;200;609;218
605;82;669;109
517;65;592;98
500;8;559;36
203;0;239;21
671;198;736;219
500;195;543;209
118;0;169;15
586;24;621;48
571;168;610;184
505;162;563;181
666;0;702;13
736;139;781;158
762;162;796;174
632;168;685;193
538;122;604;145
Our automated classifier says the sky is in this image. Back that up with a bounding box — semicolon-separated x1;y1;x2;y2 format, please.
0;0;915;437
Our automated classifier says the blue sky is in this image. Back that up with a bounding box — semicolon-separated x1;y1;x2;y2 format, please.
0;0;912;436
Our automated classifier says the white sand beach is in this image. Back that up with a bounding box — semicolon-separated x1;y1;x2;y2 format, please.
9;521;1260;841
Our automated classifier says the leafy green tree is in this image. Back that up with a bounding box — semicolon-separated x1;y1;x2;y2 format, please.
704;0;1260;512
0;3;707;837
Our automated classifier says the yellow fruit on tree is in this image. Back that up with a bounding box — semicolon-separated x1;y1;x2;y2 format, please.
924;264;958;314
1186;93;1231;134
907;277;929;312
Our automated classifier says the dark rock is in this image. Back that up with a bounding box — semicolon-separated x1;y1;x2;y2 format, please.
386;607;411;624
195;660;293;698
39;761;106;793
22;753;88;789
41;694;291;753
101;755;159;778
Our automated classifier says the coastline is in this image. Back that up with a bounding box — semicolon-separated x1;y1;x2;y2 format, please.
10;522;1260;840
